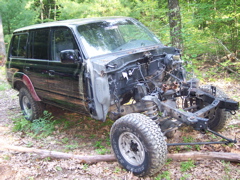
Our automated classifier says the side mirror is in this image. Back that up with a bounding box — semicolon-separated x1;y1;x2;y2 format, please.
60;50;81;64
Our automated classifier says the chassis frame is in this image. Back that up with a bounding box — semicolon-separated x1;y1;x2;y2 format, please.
109;83;239;145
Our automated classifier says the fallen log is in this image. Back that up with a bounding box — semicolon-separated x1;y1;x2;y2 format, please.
167;151;240;162
1;143;240;163
0;143;116;164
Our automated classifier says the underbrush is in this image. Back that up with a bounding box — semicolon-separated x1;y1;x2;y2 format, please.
183;53;240;83
0;66;10;91
12;111;56;138
11;109;113;154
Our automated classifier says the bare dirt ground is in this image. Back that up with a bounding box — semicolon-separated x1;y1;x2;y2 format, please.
0;66;240;180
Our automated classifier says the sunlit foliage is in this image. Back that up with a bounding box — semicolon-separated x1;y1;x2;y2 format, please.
0;0;239;57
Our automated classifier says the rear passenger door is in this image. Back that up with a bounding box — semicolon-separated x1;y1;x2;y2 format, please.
24;28;50;99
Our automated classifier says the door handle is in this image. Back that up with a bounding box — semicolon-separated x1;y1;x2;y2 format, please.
24;66;30;71
49;70;55;77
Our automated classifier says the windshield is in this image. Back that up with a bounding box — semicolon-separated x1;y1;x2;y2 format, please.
77;19;161;57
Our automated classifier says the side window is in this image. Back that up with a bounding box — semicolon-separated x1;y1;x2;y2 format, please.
11;34;28;57
51;27;78;61
29;29;49;60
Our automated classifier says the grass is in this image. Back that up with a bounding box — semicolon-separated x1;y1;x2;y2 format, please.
95;148;111;155
106;135;111;146
180;173;191;180
0;67;10;91
0;83;10;91
30;111;56;138
183;136;194;150
180;160;196;172
182;135;201;151
75;134;85;138
12;116;31;132
55;166;62;171
12;111;57;138
113;167;121;173
11;108;113;155
94;140;111;154
210;134;217;139
11;107;114;155
228;124;240;129
64;144;79;150
3;155;11;160
94;140;103;148
221;160;232;179
61;137;69;144
82;164;89;170
89;134;96;139
155;171;171;180
26;141;34;148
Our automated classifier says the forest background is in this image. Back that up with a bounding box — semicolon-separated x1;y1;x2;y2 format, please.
0;0;239;70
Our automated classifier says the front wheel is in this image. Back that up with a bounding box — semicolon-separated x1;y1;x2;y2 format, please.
110;113;167;177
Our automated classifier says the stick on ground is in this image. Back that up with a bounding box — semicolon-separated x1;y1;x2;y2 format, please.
1;143;240;163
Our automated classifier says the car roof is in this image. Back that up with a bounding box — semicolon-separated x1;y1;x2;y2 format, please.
14;16;130;33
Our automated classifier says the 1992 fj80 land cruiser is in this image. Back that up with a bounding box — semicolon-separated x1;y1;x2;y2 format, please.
6;17;239;176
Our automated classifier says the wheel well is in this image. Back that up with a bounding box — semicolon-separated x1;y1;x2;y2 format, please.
14;80;26;91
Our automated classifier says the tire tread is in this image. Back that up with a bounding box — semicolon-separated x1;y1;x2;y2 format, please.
111;113;167;176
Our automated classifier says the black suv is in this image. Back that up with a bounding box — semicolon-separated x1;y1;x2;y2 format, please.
6;17;238;176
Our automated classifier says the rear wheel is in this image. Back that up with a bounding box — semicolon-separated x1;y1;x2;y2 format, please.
110;113;167;176
183;85;230;131
19;87;44;121
199;85;230;131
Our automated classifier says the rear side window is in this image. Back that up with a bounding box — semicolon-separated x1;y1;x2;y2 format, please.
29;29;50;60
11;34;28;57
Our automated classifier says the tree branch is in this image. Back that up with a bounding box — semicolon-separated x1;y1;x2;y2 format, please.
0;143;116;164
1;143;239;163
167;151;240;162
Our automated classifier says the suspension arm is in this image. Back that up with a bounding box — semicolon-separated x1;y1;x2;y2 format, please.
168;128;237;146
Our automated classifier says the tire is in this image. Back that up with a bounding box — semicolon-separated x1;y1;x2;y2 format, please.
199;85;230;131
110;113;167;177
19;87;44;121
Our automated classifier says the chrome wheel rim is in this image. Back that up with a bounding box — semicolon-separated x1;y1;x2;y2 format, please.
22;96;32;118
118;132;145;166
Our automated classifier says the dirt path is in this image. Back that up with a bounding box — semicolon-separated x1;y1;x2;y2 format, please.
0;68;240;179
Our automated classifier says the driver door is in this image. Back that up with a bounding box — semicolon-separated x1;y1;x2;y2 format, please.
46;27;87;113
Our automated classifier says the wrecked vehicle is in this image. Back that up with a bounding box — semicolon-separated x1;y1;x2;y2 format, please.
6;17;239;176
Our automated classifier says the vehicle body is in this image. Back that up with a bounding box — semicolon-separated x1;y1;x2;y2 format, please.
6;17;239;176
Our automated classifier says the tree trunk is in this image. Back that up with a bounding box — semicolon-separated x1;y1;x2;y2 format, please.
168;0;183;51
0;14;6;66
54;1;57;21
40;0;44;23
1;143;239;164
